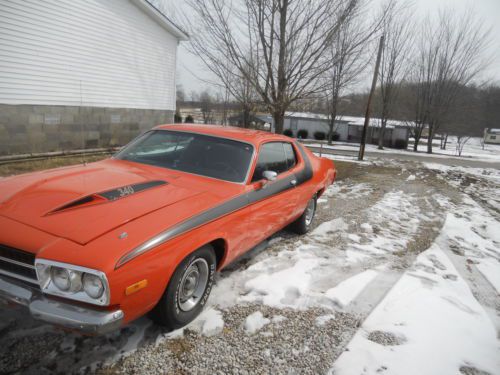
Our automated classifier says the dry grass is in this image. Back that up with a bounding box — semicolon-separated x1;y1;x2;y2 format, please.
0;154;111;177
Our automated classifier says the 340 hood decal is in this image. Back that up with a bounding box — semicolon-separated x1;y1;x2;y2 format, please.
50;180;168;214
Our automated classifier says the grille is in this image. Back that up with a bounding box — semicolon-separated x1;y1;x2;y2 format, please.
0;244;38;285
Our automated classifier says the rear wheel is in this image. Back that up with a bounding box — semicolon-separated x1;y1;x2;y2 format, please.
150;245;216;330
290;196;317;235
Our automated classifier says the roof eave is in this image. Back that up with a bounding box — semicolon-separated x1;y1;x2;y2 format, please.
132;0;189;41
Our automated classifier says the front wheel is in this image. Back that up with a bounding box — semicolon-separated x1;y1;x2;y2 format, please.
290;195;317;235
150;245;216;330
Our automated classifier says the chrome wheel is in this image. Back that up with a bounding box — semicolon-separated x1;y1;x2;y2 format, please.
304;198;316;226
178;258;209;312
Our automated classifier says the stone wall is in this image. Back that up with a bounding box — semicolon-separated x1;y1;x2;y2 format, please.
0;104;174;155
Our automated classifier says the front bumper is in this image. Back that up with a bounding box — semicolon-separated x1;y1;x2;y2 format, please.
0;274;124;334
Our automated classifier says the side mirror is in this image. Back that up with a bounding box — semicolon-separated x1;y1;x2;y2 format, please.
262;170;277;182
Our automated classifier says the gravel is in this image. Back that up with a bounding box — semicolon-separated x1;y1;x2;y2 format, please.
103;305;359;375
367;330;407;346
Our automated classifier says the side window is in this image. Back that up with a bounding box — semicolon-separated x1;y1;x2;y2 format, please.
252;142;288;182
283;142;297;169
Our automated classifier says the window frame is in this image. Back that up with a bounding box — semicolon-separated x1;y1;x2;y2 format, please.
251;141;299;182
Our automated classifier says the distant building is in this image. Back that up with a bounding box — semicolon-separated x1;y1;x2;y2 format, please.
0;0;188;155
277;112;410;148
484;128;500;145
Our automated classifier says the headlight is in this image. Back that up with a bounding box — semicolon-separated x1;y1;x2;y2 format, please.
35;259;110;306
50;267;71;291
83;273;104;299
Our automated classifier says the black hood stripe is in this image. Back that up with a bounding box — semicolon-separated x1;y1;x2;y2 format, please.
116;145;313;268
49;180;168;215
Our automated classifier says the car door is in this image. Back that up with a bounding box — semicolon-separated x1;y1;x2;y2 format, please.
244;141;300;246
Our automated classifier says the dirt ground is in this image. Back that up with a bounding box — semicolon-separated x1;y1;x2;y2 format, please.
0;157;498;374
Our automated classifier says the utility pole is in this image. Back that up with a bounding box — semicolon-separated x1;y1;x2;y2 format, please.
358;35;384;161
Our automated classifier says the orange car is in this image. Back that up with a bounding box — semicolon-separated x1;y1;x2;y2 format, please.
0;125;336;334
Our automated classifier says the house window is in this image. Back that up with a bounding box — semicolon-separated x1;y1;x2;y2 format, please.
491;136;496;140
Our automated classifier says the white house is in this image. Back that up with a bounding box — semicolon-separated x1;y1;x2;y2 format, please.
278;112;410;148
484;128;500;145
0;0;188;154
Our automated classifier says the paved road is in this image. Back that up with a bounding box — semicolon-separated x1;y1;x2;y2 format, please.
306;145;500;170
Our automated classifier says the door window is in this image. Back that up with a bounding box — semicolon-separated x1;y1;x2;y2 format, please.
252;142;296;182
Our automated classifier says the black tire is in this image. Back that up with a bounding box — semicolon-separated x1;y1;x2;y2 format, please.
150;245;216;330
290;195;317;235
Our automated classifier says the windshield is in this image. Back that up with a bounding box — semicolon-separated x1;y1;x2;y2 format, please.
115;130;254;183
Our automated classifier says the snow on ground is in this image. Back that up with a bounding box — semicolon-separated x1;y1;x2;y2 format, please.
332;244;500;375
244;311;271;334
308;136;500;163
437;195;500;295
325;270;378;308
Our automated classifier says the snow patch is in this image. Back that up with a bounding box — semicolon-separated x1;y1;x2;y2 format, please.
325;270;378;308
244;311;270;334
332;244;500;375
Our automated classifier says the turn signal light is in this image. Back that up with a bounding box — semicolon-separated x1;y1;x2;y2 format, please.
125;279;148;296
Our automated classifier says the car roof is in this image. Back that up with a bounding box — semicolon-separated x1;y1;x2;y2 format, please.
154;124;291;145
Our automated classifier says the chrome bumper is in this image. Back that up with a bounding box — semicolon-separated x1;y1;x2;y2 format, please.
0;274;124;334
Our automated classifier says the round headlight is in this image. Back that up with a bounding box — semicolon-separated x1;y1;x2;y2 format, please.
83;273;104;299
50;267;71;291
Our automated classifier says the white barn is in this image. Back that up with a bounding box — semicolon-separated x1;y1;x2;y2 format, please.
279;112;410;148
0;0;188;154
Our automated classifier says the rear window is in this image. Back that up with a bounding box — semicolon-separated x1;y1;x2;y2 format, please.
115;130;254;183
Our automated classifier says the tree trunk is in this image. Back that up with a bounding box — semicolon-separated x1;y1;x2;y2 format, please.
427;126;433;154
413;127;422;152
378;118;387;150
442;133;448;150
327;107;337;145
243;107;250;128
273;110;285;134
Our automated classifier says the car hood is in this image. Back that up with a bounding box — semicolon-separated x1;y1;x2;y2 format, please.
0;159;206;245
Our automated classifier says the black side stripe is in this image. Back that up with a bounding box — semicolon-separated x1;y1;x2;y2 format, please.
116;144;314;268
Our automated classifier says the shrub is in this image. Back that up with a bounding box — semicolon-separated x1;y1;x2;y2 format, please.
331;132;340;141
297;129;309;139
313;131;326;140
394;139;408;149
174;112;182;123
185;115;194;123
283;129;294;137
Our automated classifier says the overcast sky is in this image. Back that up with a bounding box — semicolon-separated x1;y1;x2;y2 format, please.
166;0;500;97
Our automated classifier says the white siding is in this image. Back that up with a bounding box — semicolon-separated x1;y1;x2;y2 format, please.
0;0;178;110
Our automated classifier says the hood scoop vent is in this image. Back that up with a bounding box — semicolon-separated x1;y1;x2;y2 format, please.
47;180;168;215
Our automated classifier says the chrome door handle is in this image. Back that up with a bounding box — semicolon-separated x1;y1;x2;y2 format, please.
290;179;297;186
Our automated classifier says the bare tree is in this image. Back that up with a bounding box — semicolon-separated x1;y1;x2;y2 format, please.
411;9;491;153
455;135;471;156
324;0;376;144
185;0;365;134
200;90;214;123
377;2;414;149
